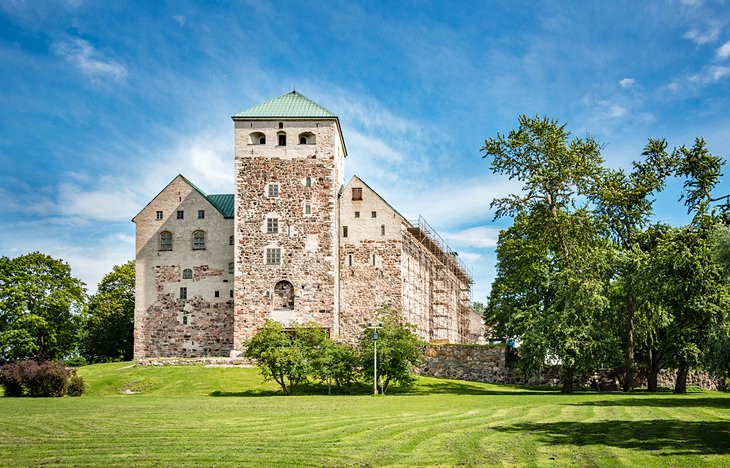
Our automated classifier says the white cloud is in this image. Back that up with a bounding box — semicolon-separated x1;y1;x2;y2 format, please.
619;78;636;89
717;40;730;60
689;65;730;84
680;0;703;6
683;27;720;45
52;37;127;81
443;226;501;249
173;15;186;26
607;105;628;119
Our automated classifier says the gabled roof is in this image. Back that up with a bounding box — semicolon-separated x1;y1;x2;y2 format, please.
233;91;336;118
132;175;234;221
344;175;412;228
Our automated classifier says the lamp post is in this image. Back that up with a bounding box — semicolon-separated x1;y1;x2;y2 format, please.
367;322;383;395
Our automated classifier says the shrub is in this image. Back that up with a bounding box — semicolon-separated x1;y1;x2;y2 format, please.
66;370;85;396
0;360;84;397
317;342;361;394
26;361;70;397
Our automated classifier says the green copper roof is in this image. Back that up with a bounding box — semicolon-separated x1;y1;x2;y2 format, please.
207;194;234;218
233;91;336;118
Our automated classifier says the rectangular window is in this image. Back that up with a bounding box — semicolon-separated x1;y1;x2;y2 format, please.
230;290;233;298
304;204;311;215
352;188;362;201
215;291;220;298
372;255;377;266
180;287;187;299
278;134;286;146
267;218;279;234
348;254;353;266
305;177;312;187
266;248;281;265
177;210;184;219
183;316;188;325
381;225;385;236
268;184;279;197
354;211;360;218
343;226;348;238
198;210;205;219
371;211;377;218
156;211;163;220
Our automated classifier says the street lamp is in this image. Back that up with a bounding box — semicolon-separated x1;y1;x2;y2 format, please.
367;321;383;395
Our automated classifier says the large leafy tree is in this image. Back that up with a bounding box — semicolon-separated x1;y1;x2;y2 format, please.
483;115;612;392
82;260;135;363
0;252;86;363
587;139;673;391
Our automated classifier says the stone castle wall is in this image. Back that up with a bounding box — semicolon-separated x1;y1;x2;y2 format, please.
419;344;724;390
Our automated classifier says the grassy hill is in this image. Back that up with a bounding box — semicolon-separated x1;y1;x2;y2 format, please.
1;362;729;466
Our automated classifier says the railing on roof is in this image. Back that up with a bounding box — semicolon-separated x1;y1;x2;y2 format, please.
407;215;474;285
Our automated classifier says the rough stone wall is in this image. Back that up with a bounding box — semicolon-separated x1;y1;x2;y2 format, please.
233;119;343;349
134;176;235;358
420;345;724;390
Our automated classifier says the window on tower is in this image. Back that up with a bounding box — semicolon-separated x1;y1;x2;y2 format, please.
249;132;266;145
268;184;279;197
277;132;286;146
298;132;316;145
352;188;362;201
266;248;281;265
267;217;279;234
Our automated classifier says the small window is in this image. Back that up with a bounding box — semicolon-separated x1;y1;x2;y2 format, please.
372;255;377;266
267;217;279;234
304;204;311;215
229;235;234;245
343;226;348;238
156;211;163;220
352;188;362;201
300;136;307;144
278;122;284;129
230;290;233;298
348;254;353;266
266;248;281;265
354;211;360;218
182;268;193;279
305;176;312;187
249;131;266;145
268;184;279;197
228;262;234;274
277;132;286;146
159;231;173;251
198;210;205;219
298;132;316;145
381;225;385;236
177;210;184;220
183;316;188;325
192;230;206;250
371;211;377;218
180;287;187;299
215;291;220;298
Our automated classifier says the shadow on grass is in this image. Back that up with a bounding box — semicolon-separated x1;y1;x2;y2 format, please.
571;396;730;409
494;420;730;455
417;380;560;396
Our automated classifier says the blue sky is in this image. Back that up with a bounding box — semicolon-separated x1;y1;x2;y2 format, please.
1;0;729;301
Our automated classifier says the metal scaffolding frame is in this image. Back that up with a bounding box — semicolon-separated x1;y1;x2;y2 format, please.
407;215;473;286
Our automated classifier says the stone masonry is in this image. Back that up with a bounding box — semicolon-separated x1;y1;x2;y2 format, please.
133;91;485;359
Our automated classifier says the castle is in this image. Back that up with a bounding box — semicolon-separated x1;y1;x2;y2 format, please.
133;91;485;359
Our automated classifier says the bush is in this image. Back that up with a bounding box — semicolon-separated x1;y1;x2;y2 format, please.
66;370;85;396
0;360;84;397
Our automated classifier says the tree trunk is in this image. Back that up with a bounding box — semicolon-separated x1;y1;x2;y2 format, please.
561;366;574;394
674;364;688;394
623;296;635;392
647;348;659;392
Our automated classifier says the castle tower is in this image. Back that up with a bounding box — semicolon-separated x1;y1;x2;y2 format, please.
231;91;346;350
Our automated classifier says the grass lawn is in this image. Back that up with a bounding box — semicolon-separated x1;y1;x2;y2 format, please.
0;363;729;466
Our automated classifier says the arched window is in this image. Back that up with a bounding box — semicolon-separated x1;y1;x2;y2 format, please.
274;280;294;310
228;262;234;274
192;230;206;250
249;132;266;145
277;131;286;146
182;268;193;279
298;132;316;145
229;235;234;246
278;122;284;129
159;231;172;251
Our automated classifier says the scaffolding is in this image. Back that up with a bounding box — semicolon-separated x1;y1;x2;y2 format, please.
407;215;473;286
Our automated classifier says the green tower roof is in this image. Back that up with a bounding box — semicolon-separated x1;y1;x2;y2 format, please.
233;91;336;118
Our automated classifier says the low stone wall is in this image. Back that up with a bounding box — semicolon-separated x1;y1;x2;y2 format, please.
418;344;724;390
136;357;255;367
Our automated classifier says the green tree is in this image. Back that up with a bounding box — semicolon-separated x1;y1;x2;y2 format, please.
587;139;673;391
245;321;329;395
82;260;135;363
482;115;612;393
0;252;86;363
316;341;361;394
358;307;426;394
